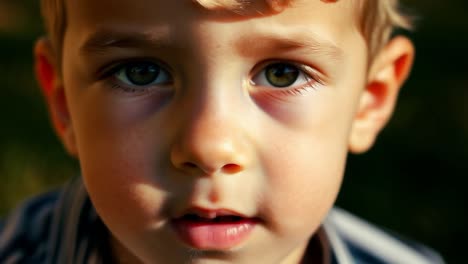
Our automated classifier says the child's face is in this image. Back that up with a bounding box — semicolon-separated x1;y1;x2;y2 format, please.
44;0;399;263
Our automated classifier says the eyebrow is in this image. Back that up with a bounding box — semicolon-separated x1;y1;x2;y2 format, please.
234;29;344;61
79;29;175;55
79;27;344;62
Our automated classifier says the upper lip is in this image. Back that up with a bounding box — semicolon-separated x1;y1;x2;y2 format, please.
174;206;250;220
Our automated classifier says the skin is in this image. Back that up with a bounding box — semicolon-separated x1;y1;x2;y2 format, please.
35;0;414;263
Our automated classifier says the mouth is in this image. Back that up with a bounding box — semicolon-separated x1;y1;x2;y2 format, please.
180;213;246;223
171;209;258;250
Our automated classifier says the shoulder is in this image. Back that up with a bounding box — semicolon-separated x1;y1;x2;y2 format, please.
0;190;60;263
0;177;104;264
323;207;445;264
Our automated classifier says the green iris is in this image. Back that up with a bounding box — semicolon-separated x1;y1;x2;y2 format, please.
125;63;161;86
265;63;299;87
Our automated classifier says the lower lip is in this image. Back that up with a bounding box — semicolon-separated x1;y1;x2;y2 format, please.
171;218;257;250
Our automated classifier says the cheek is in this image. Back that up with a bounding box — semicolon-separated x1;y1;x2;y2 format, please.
256;98;353;237
261;137;347;233
67;89;172;233
79;129;168;233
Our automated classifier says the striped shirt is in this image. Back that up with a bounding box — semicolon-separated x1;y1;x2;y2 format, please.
0;177;445;263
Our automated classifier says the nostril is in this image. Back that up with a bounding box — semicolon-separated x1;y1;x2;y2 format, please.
182;162;198;169
178;162;242;175
222;163;242;174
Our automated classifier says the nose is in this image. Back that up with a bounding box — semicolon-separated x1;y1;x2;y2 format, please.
170;96;251;176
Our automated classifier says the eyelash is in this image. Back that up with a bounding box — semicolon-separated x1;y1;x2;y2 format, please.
98;60;324;96
98;59;172;94
249;61;324;96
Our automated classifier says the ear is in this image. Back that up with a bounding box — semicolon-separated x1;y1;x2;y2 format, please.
349;36;415;153
35;37;78;157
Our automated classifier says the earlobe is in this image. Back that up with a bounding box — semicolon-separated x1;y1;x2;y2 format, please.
349;36;415;154
34;38;78;157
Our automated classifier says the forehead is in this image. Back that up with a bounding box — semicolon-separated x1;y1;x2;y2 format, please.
65;0;359;37
65;0;343;16
66;0;357;20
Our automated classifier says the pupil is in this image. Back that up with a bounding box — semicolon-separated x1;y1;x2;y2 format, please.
265;63;299;87
126;63;160;85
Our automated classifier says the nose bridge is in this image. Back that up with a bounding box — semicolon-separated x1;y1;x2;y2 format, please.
188;89;232;143
170;78;250;176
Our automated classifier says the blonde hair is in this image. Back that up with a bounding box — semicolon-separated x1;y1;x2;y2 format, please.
40;0;411;65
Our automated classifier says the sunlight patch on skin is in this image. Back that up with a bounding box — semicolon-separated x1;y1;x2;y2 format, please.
192;0;288;14
192;0;339;14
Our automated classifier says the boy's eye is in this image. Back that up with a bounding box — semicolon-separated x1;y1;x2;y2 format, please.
114;62;171;86
251;63;310;88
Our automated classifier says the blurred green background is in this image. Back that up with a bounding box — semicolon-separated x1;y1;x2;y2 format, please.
0;0;466;262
